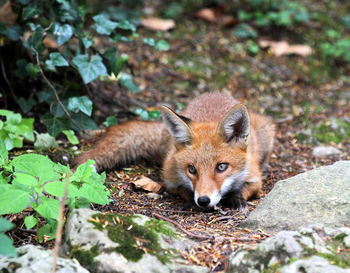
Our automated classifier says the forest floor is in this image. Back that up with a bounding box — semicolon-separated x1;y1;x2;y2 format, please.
9;2;350;272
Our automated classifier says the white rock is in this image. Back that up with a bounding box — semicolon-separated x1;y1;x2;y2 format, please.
312;146;342;157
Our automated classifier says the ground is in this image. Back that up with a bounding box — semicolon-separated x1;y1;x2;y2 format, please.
7;2;350;272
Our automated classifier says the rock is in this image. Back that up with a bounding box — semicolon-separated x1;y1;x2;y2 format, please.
0;245;89;273
242;161;350;233
63;208;207;273
227;225;350;273
312;146;342;157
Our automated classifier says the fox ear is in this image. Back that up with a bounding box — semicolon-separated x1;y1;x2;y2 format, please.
161;106;193;146
218;104;250;144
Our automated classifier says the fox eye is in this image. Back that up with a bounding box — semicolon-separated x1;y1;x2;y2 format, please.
216;163;228;173
188;164;197;175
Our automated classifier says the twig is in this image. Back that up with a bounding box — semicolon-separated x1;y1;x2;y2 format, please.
0;55;16;102
32;47;83;131
51;173;70;273
152;212;214;241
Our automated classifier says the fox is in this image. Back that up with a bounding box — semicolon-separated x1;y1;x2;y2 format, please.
72;92;274;209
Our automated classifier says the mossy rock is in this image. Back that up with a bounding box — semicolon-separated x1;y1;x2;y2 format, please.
63;208;207;273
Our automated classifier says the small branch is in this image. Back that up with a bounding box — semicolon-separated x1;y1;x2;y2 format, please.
32;47;83;131
51;173;70;273
0;55;16;102
152;212;214;241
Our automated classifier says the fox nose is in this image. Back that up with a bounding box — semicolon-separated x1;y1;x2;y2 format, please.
197;196;210;207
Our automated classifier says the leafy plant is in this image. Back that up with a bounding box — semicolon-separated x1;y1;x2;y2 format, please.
0;0;169;139
0;143;110;242
321;35;350;63
0;217;17;257
0;110;34;151
134;108;161;120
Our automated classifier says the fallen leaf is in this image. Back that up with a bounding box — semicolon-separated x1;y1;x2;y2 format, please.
0;1;16;26
259;40;312;57
141;17;175;32
131;175;162;193
195;7;237;27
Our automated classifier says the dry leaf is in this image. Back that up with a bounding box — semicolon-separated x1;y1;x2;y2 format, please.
259;40;312;57
43;37;58;49
195;7;237;27
131;175;162;193
0;1;16;26
141;17;175;32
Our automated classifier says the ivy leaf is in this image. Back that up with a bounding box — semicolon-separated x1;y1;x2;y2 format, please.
42;113;70;137
53;23;73;46
45;52;69;69
155;40;170;51
116;20;136;32
103;116;117;127
72;54;107;84
62;130;79;145
93;14;118;35
71;112;99;131
67;96;93;116
24;215;38;229
119;73;141;93
23;5;42;20
17;97;36;113
1;25;22;41
82;37;94;48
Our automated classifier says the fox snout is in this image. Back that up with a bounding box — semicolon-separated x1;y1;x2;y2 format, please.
194;190;222;208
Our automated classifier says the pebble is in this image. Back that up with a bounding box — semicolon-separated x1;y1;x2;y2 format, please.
312;146;342;157
146;193;162;200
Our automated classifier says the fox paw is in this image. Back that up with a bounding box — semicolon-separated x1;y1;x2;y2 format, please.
221;193;248;212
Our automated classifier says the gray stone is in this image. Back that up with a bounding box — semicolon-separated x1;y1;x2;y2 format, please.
227;226;350;273
0;245;89;273
242;161;350;233
312;146;342;157
63;208;207;273
281;256;350;273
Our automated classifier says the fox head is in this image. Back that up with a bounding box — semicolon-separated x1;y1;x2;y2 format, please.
161;104;250;208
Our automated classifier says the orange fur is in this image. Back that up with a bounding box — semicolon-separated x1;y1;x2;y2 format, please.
73;92;274;209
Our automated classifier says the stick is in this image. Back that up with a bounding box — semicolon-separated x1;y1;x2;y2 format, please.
51;173;70;273
152;212;214;241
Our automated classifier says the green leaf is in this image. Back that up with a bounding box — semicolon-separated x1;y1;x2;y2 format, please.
42;113;71;137
37;91;54;103
103;116;117;127
62;130;79;145
70;159;94;182
12;172;38;187
103;47;128;76
24;215;38;229
17;97;36;113
72;54;108;84
44;181;79;198
1;25;23;41
0;217;14;233
25;63;40;78
71;112;99;131
116;20;136;32
134;108;149;120
0;234;17;257
35;198;60;220
45;52;69;69
155;40;170;51
143;38;156;47
93;14;118;35
79;183;110;205
0;142;8;165
23;5;42;20
11;154;62;184
0;188;30;215
53;23;73;46
82;37;94;48
67;96;93;116
119;73;141;93
34;133;58;150
37;220;57;242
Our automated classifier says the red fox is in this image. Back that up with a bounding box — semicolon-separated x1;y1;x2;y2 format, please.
73;92;274;209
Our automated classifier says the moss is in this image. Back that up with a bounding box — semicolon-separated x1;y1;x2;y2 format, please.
69;245;100;272
88;213;177;264
261;260;282;273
